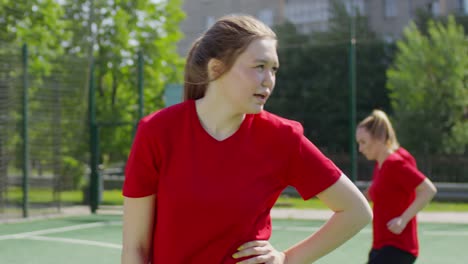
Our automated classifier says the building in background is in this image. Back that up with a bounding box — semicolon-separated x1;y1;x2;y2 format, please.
367;0;463;41
178;0;466;56
178;0;284;56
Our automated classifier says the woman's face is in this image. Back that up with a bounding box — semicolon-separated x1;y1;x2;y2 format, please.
215;38;279;114
356;127;382;161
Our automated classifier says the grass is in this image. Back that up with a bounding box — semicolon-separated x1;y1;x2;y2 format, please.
6;187;83;204
5;188;468;212
5;187;123;206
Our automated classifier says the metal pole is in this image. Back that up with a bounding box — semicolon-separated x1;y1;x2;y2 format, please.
89;61;99;213
349;4;357;182
137;50;144;120
22;43;29;218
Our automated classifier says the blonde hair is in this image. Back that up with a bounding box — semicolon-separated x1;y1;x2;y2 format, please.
184;14;277;100
358;109;399;151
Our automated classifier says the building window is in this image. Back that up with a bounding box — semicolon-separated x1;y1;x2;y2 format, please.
430;1;441;16
384;0;397;18
258;9;274;26
345;0;365;15
461;0;468;14
285;0;328;24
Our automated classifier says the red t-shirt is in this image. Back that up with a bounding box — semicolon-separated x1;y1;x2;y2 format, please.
396;147;417;168
123;100;341;263
369;151;425;256
371;147;417;180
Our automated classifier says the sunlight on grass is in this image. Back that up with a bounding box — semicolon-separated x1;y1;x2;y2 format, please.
102;189;124;205
6;187;123;205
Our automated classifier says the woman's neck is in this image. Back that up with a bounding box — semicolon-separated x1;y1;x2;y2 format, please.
376;147;394;168
195;97;245;141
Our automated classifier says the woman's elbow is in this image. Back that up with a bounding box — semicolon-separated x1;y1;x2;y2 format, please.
428;184;437;200
357;200;373;227
423;179;438;200
345;194;372;229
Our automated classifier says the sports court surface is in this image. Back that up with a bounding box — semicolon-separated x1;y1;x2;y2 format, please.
1;209;467;264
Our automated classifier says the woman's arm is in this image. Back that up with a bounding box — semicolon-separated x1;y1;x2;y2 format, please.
284;175;372;263
387;178;437;234
121;195;156;264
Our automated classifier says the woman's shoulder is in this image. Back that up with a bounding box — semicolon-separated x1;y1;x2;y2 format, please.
255;110;303;134
139;100;191;131
396;147;414;159
396;147;417;167
383;152;409;170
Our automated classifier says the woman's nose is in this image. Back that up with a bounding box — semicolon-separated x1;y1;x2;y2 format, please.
262;70;274;88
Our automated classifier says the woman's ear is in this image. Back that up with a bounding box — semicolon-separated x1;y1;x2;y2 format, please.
207;59;225;80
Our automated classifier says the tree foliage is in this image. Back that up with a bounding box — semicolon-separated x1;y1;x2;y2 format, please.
269;0;392;153
387;16;468;154
1;0;185;182
0;0;70;73
1;0;81;182
62;0;185;164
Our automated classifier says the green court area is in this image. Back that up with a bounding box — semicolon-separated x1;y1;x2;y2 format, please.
0;214;467;263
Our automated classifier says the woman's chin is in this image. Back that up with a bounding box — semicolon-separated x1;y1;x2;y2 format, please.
246;104;264;114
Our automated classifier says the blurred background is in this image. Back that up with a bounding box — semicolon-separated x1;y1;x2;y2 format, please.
0;0;467;219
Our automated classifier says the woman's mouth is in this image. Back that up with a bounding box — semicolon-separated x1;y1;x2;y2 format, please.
253;93;268;103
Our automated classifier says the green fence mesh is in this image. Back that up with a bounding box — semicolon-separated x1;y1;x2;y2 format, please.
0;44;88;219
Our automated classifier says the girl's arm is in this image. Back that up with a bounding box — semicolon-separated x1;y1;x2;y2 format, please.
387;178;437;234
121;195;156;264
284;175;372;263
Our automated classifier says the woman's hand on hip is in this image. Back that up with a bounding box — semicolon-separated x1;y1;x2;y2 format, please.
233;240;286;264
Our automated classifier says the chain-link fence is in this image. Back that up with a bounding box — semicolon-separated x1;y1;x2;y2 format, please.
2;19;468;219
0;44;22;217
266;28;468;184
0;44;88;219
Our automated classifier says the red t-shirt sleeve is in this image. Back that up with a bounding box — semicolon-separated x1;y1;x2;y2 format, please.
391;159;426;193
122;120;160;197
285;124;342;200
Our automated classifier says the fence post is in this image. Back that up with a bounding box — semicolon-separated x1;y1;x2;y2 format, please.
88;60;99;213
137;50;144;120
349;12;357;182
22;43;29;218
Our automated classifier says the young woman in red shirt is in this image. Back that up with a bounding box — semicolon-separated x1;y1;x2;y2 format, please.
121;14;372;264
356;110;437;264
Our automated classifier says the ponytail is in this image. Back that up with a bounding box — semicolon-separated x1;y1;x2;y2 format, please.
358;110;399;151
184;37;208;101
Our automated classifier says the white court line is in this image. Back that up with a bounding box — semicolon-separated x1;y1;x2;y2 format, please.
25;235;122;249
272;226;468;236
273;226;321;232
0;221;121;240
420;230;468;236
273;226;372;233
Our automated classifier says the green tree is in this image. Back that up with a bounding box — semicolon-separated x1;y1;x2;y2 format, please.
62;0;185;164
1;0;185;188
413;7;468;37
387;16;468;154
1;0;85;193
269;0;392;154
0;0;71;73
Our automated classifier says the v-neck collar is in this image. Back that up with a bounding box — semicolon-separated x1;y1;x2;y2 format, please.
189;100;252;144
